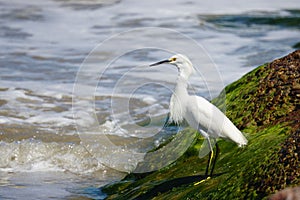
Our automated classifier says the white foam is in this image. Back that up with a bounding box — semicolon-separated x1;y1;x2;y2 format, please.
0;140;105;174
100;119;128;136
0;116;24;124
142;96;157;104
25;113;74;127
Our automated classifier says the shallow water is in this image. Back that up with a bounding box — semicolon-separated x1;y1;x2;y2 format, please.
0;0;300;199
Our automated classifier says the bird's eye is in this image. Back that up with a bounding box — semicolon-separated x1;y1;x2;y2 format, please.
170;57;177;62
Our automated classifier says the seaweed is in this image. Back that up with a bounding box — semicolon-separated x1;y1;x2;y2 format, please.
102;50;300;200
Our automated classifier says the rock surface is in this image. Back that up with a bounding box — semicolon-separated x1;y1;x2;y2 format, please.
102;50;300;200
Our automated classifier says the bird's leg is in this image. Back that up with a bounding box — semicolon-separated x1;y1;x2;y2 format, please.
209;140;219;177
204;150;212;177
206;138;214;179
194;138;214;186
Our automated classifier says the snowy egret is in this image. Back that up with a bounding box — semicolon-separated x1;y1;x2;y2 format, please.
150;54;247;184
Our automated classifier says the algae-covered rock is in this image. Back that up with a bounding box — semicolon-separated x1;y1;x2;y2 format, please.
102;50;300;200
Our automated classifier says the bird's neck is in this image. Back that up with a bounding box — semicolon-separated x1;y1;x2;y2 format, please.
174;75;189;98
169;75;189;124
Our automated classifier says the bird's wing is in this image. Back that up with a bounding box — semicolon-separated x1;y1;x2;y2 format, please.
187;96;247;146
185;96;217;133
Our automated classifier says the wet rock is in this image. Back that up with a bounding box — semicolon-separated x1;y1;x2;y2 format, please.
102;50;300;200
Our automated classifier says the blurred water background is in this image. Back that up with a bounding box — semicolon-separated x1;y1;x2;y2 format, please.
0;0;300;199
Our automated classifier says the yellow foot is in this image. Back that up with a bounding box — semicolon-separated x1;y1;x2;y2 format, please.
194;176;211;186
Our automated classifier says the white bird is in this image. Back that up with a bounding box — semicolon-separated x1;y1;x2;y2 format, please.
150;54;247;184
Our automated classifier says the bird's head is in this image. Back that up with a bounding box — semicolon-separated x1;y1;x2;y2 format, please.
150;54;195;79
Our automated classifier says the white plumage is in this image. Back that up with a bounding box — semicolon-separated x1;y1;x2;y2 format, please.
150;54;247;182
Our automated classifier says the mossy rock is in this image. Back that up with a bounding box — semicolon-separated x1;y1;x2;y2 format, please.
293;42;300;49
102;50;300;199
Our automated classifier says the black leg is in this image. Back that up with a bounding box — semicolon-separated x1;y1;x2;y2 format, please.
194;138;215;186
205;151;212;177
209;142;219;177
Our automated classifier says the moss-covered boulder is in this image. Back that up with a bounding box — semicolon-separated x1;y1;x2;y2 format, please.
102;50;300;200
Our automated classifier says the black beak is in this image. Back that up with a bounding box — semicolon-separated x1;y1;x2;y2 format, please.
149;59;170;67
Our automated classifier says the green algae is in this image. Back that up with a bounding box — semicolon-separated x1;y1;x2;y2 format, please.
103;50;300;199
293;42;300;49
103;125;289;200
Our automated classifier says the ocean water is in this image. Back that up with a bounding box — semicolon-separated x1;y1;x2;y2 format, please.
0;0;300;199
